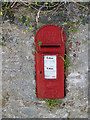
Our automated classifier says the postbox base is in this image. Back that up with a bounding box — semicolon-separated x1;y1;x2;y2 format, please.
37;95;65;99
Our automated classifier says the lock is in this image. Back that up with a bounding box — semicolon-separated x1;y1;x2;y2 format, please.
35;25;67;99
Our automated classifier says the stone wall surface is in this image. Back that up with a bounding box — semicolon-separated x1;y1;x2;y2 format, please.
0;24;2;119
0;5;89;118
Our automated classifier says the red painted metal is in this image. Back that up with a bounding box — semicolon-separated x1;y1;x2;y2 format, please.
35;25;67;99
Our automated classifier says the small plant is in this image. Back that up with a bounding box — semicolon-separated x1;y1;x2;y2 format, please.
60;53;70;75
0;11;3;16
64;53;70;74
38;40;42;46
81;21;85;25
0;37;6;46
19;15;26;23
73;27;77;32
76;21;80;25
79;15;83;19
35;49;37;53
1;3;15;21
37;23;40;26
68;29;71;33
61;14;64;17
41;99;62;110
35;2;38;7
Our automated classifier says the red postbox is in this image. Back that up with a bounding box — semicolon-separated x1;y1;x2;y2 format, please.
35;25;67;99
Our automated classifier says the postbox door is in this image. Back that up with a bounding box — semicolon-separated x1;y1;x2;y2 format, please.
35;52;64;99
35;52;45;98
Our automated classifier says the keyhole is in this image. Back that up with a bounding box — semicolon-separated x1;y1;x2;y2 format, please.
40;71;42;74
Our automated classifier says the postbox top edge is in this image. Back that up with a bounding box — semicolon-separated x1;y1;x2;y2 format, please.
35;25;61;34
35;25;67;43
35;25;64;37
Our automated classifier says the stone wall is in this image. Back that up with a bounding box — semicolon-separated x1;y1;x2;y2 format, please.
1;4;89;118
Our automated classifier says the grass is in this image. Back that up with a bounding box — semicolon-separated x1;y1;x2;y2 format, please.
41;99;62;110
60;53;70;75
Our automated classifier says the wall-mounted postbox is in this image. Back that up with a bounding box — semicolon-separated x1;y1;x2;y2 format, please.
35;25;67;99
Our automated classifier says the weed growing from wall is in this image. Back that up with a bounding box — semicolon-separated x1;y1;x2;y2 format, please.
40;99;62;110
0;2;89;46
